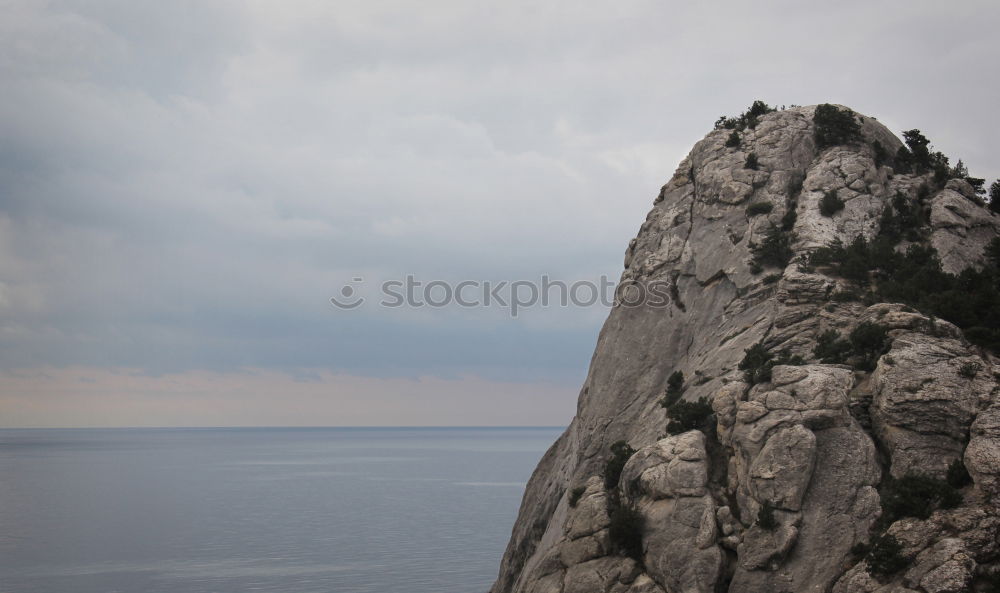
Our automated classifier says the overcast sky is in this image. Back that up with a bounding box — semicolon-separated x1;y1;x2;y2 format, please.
2;0;998;427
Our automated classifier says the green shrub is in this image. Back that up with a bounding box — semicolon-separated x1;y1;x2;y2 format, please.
725;131;741;148
774;349;806;366
903;129;931;170
967;176;986;197
746;202;774;217
665;398;714;435
814;329;852;364
604;440;636;490
660;390;683;409
660;370;712;435
757;500;778;531
872;141;888;167
865;534;908;579
745;152;759;170
880;473;962;523
786;173;804;197
898;129;956;185
667;370;684;393
659;371;686;408
813;104;862;149
808;235;1000;356
832;289;860;302
946;459;973;489
568;486;587;507
903;129;951;178
607;497;645;560
739;343;774;384
763;273;781;284
812;323;889;370
958;361;981;379
983;572;1000;593
780;208;798;231
990;180;1000;214
750;224;795;271
808;236;894;281
715;100;777;132
745;100;775;120
895;145;915;173
849;322;890;371
819;189;845;217
878;191;928;243
987;237;1000;268
850;541;870;558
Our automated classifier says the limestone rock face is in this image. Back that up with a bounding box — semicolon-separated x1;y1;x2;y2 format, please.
725;364;882;592
620;432;723;593
871;328;995;478
966;400;1000;498
490;105;1000;593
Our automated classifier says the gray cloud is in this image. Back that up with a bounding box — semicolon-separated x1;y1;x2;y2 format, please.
2;0;999;425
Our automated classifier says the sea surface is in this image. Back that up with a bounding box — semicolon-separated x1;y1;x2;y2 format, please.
0;426;562;593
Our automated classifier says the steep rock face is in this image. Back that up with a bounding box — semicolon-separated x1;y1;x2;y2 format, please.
620;432;722;593
491;105;1000;593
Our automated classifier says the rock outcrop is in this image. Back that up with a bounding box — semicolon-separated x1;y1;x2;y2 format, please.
491;105;1000;593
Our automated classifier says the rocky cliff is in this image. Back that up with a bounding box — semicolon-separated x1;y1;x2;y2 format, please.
491;104;1000;593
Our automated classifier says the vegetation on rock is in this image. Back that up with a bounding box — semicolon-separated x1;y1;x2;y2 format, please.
849;322;891;371
739;344;804;385
746;201;774;217
757;500;778;531
819;189;845;217
813;104;862;149
607;499;645;560
659;371;685;408
658;371;713;435
715;100;777;132
880;473;962;524
813;329;853;365
807;207;1000;354
665;398;713;435
892;129;981;190
740;343;774;384
946;459;973;489
959;361;981;379
604;440;636;491
750;224;796;272
602;441;644;561
865;534;908;579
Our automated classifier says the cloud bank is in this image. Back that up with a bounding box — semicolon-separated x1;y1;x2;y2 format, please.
2;0;998;426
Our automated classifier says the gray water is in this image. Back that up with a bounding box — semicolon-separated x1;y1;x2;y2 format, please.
0;427;562;593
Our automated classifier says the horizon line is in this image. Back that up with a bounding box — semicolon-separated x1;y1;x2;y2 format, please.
0;424;569;430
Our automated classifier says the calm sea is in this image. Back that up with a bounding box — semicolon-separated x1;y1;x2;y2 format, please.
0;427;562;593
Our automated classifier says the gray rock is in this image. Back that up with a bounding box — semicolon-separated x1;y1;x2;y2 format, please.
490;105;1000;593
562;557;641;593
620;431;710;499
966;400;1000;497
929;187;1000;274
903;538;974;593
621;433;724;593
748;424;816;511
871;329;993;478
